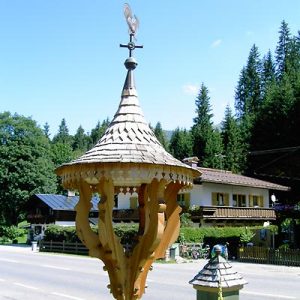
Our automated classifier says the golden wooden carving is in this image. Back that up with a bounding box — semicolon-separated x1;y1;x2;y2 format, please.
71;176;187;300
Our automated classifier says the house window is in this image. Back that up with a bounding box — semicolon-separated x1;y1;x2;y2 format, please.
114;194;118;208
249;195;263;207
177;193;190;208
212;193;229;206
232;194;246;207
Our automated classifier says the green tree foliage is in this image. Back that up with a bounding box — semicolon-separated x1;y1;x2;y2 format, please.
43;122;51;140
235;44;262;119
0;112;57;225
52;118;73;145
72;125;91;155
192;83;214;162
202;129;224;169
261;50;276;98
247;21;300;180
90;118;110;147
275;20;292;80
169;128;193;160
221;106;244;172
153;122;168;150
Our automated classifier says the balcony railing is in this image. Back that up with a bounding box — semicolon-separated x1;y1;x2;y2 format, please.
112;209;139;221
191;206;276;220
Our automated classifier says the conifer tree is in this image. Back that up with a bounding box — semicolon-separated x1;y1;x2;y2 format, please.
221;106;243;172
261;50;276;99
235;44;262;118
202;129;224;169
275;20;291;79
52;118;73;145
43;122;51;139
90;118;110;147
169;128;193;160
154;122;168;150
72;125;91;154
192;83;214;162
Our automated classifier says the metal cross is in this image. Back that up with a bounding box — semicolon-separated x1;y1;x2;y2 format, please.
120;33;143;58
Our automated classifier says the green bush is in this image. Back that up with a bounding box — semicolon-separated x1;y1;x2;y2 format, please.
114;223;138;246
44;225;82;242
44;224;98;243
0;225;26;243
44;223;140;246
177;225;277;243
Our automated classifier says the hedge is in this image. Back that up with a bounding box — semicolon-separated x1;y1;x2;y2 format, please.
44;223;139;245
44;224;277;246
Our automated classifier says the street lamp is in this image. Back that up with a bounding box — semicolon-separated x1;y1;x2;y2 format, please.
271;194;276;207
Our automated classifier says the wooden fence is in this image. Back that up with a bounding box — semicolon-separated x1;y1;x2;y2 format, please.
238;246;300;266
39;240;89;255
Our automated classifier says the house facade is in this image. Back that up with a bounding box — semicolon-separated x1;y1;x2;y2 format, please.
178;166;290;227
27;167;290;234
26;193;99;241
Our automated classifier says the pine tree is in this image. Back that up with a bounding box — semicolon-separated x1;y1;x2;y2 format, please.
90;118;110;147
169;128;193;160
52;118;73;145
154;122;168;150
43;122;50;139
275;20;291;79
72;125;91;154
235;44;262;118
261;50;276;99
221;106;243;172
202;129;224;169
192;83;214;162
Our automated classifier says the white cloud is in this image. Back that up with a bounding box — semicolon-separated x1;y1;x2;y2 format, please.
211;39;222;48
182;84;199;96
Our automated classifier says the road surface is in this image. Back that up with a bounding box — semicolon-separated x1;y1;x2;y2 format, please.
0;245;299;300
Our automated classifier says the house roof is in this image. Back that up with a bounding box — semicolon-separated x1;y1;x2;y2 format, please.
34;194;99;211
196;167;290;191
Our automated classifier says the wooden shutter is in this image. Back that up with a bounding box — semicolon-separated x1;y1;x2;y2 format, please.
224;193;229;206
130;196;138;209
184;193;191;208
249;195;253;207
212;193;218;206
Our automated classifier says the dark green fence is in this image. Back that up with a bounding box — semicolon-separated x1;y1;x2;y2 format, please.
39;240;89;255
238;246;300;266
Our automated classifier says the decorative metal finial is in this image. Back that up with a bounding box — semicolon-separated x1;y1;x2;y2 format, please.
120;3;143;60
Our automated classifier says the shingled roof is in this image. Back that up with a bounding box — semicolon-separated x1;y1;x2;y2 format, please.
56;58;199;187
189;251;247;289
65;68;194;168
196;167;289;191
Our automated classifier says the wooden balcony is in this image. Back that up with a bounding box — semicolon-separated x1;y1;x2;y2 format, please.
192;206;276;221
112;209;139;222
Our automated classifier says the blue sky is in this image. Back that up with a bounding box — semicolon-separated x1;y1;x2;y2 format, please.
0;1;299;137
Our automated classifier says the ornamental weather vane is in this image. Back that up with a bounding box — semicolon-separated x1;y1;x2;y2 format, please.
120;3;143;57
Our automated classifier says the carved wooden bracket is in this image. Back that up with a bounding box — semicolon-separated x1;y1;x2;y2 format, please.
75;178;185;300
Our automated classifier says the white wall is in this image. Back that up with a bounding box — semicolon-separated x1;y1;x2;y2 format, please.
189;183;269;207
116;189;138;209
